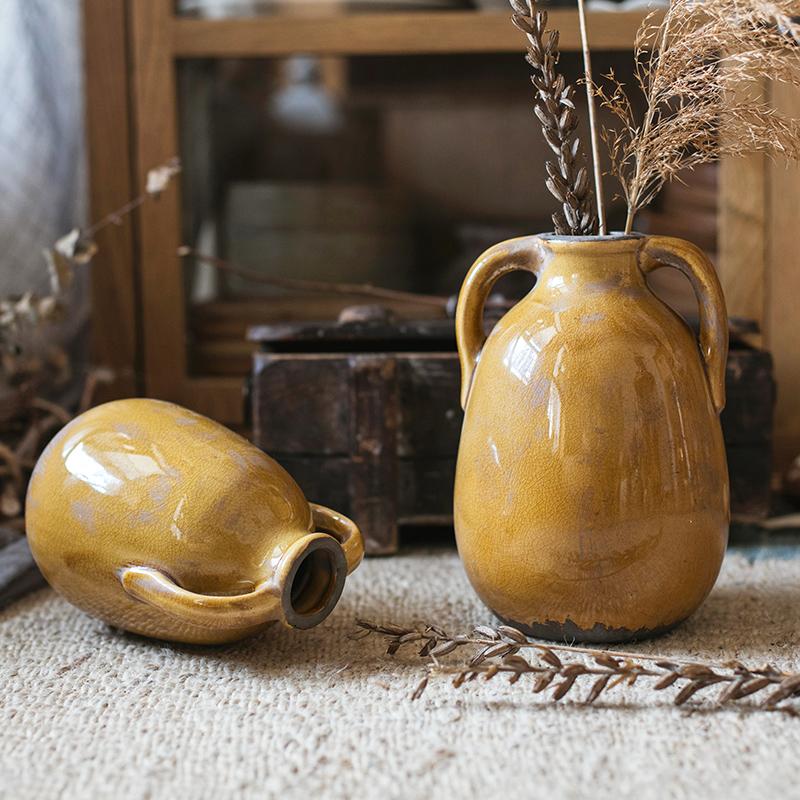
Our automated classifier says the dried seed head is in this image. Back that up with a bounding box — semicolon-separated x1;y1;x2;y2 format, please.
497;625;528;644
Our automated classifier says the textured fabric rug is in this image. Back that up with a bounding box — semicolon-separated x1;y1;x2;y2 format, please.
1;547;799;800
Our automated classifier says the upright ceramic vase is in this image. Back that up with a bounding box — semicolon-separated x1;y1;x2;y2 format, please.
26;399;364;645
454;234;729;642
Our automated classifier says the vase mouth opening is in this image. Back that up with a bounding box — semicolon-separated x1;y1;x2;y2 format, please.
281;535;347;630
539;231;645;243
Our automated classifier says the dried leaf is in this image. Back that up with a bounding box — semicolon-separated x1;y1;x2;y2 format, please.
653;672;679;691
502;654;531;671
552;675;577;701
681;664;716;680
411;677;428;701
146;158;181;197
594;653;620;669
717;677;747;704
763;675;800;707
508;0;531;14
736;676;774;699
473;625;500;641
378;623;412;636
674;680;712;706
43;249;74;296
538;648;562;668
452;671;468;688
430;641;459;658
469;646;491;667
419;639;435;658
482;642;514;660
655;660;680;671
561;663;587;678
585;675;611;704
497;625;528;644
533;671;556;693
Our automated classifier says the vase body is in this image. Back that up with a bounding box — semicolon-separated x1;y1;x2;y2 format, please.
26;398;364;644
454;234;729;642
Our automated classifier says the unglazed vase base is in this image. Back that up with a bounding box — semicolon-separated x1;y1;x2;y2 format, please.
492;610;686;645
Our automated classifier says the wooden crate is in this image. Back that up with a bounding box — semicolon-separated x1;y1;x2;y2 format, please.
251;318;775;554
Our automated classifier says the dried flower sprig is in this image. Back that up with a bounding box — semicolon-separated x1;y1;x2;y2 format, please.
0;158;182;354
509;0;597;235
597;0;800;233
354;619;800;713
0;159;180;530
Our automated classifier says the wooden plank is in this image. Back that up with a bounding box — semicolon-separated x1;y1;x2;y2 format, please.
348;356;399;555
171;10;656;58
182;378;245;424
253;355;351;454
721;350;774;445
396;355;461;457
767;80;800;471
398;458;454;521
727;445;772;519
718;78;767;338
83;0;139;400
129;0;188;402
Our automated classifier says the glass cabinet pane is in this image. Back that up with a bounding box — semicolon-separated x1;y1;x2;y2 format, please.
176;47;712;377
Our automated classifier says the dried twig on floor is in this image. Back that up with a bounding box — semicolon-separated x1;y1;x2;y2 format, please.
354;619;800;713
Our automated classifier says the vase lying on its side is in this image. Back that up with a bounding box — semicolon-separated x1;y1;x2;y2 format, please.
454;233;729;643
25;398;364;645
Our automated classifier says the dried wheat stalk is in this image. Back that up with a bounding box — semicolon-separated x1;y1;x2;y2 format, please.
354;619;800;713
509;0;597;235
597;0;800;233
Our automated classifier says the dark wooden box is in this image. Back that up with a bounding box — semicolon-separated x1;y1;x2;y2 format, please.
250;319;774;555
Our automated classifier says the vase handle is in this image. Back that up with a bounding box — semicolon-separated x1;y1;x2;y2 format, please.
639;235;728;414
455;236;545;409
310;503;364;575
119;565;282;630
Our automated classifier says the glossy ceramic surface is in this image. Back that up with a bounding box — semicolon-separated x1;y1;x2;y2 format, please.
25;399;364;644
454;234;729;642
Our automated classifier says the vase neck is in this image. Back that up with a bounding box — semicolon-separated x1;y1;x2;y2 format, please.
536;237;646;294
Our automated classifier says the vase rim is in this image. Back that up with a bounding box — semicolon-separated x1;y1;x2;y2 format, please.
539;231;645;242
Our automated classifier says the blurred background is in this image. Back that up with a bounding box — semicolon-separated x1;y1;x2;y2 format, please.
1;0;797;554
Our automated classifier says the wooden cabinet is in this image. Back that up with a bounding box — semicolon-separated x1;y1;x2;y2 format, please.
84;1;797;473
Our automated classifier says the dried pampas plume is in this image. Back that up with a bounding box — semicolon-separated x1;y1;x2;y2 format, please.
598;0;800;232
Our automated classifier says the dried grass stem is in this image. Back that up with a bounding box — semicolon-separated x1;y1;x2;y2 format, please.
355;619;800;713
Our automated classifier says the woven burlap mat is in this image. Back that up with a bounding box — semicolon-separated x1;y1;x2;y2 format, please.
1;548;798;799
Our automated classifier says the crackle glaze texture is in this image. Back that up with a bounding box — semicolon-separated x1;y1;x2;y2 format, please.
454;234;729;642
25;399;363;644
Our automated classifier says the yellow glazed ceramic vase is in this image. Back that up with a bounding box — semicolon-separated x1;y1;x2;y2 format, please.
454;233;729;642
25;399;364;644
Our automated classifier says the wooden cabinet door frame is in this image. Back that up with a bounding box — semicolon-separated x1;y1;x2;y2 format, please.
86;1;796;469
